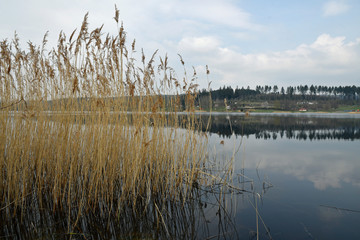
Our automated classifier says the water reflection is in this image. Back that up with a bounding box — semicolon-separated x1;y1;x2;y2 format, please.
203;113;360;239
199;113;360;140
239;137;360;190
0;186;245;239
2;113;360;239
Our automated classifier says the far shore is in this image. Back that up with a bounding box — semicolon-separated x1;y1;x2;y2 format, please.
195;109;360;114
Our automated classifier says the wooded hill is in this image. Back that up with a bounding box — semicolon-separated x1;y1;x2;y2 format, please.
196;85;360;112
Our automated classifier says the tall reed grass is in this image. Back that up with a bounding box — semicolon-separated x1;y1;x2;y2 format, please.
0;7;209;227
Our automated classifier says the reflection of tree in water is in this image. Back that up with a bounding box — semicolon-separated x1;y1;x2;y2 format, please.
199;114;360;140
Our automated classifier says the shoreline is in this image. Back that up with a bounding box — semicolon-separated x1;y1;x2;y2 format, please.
195;110;360;114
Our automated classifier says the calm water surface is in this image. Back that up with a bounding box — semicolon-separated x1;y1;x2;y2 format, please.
202;113;360;239
2;112;359;239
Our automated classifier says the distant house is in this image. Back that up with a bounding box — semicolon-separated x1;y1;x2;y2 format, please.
261;101;269;108
299;108;307;112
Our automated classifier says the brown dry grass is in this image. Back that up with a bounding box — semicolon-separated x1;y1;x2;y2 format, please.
0;8;209;217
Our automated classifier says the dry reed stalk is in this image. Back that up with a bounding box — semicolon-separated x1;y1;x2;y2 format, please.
0;7;209;220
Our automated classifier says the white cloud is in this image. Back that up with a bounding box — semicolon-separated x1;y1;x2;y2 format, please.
179;34;360;89
1;0;359;90
178;36;220;53
323;1;350;16
183;0;263;31
129;0;262;31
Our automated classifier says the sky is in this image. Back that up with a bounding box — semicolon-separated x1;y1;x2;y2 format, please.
1;0;360;90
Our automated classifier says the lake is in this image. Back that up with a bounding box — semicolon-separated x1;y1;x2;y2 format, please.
199;112;360;239
1;112;359;239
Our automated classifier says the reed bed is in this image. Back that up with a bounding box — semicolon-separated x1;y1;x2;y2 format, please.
0;8;213;237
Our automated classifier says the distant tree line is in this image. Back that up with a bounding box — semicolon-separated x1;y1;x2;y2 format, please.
197;85;360;101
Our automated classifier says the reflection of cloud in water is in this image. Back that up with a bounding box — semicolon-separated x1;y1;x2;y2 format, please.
209;133;360;190
249;139;360;190
318;206;344;222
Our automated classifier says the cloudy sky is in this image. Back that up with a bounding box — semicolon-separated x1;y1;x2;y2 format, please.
1;0;359;89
